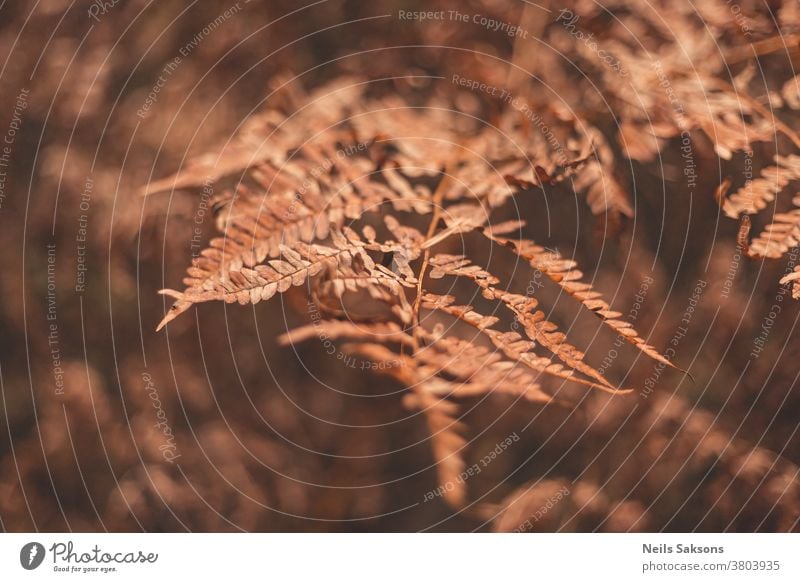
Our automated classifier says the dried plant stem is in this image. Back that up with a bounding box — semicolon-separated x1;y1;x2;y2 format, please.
411;172;452;338
725;33;800;64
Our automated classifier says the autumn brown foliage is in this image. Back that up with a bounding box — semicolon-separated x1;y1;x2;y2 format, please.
2;0;800;532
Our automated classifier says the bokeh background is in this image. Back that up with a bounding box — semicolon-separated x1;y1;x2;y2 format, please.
0;0;798;532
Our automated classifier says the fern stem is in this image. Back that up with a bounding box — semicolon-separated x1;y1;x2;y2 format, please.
411;172;452;341
724;33;800;64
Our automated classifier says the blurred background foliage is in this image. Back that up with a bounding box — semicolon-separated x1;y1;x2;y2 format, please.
0;0;798;531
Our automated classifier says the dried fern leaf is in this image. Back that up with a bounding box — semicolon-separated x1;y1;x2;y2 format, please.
572;129;633;218
747;199;800;259
428;254;621;392
157;236;372;330
151;77;638;331
720;155;800;218
608;43;789;158
420;293;625;394
480;235;676;371
310;235;416;323
617;121;663;163
283;319;553;405
779;265;800;299
490;289;621;392
782;75;800;110
178;163;429;301
572;160;634;218
413;331;551;404
365;216;425;282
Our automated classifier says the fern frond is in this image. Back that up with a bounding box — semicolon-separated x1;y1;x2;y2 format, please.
782;75;800;110
414;330;552;405
481;235;676;370
150;76;683;509
157;233;374;330
573;129;634;218
721;157;800;260
747;199;800;259
170;164;430;312
420;292;628;394
780;265;800;299
720;155;800;218
428;254;622;392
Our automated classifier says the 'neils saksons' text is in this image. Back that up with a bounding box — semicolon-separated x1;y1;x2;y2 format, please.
644;544;724;554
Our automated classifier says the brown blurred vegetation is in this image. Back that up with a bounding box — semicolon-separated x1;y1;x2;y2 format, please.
0;0;798;531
